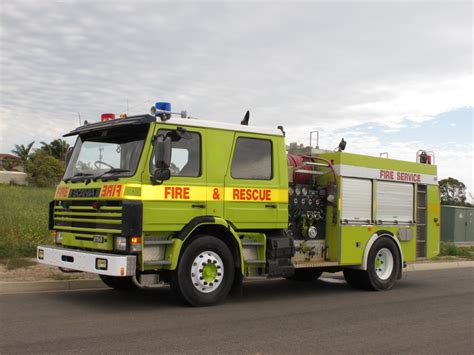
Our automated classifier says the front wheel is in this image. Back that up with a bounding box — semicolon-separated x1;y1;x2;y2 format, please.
344;237;401;291
99;275;138;291
170;236;235;307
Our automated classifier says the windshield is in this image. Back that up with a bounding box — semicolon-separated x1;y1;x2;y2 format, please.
63;124;149;181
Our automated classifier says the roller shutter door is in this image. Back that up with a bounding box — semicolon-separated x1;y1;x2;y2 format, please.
376;181;414;224
341;178;372;224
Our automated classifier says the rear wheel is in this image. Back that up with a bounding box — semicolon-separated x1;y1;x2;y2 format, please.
170;235;234;306
99;275;138;291
344;237;401;291
286;268;323;281
342;268;366;289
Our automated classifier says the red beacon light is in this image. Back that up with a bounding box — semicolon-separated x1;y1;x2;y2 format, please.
416;149;435;165
101;113;116;122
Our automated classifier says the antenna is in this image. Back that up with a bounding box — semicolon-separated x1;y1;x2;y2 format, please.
310;131;319;149
241;110;250;125
77;112;82;126
98;147;104;163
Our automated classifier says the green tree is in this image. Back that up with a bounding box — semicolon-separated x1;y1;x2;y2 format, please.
11;141;35;166
439;177;467;206
39;139;70;161
26;151;64;187
1;157;20;171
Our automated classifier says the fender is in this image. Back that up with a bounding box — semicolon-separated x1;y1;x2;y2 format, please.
170;216;244;274
351;231;404;278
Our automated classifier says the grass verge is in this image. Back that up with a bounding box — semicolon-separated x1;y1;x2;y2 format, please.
0;257;37;270
0;184;55;258
438;243;474;260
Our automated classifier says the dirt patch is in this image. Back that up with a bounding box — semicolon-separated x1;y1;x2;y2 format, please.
0;258;99;282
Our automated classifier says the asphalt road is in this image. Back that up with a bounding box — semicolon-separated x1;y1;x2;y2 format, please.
1;268;473;354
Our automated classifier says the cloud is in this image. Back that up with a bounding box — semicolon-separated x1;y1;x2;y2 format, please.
309;116;474;195
0;0;472;192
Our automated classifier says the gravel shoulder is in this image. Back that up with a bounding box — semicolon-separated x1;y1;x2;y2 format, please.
0;258;99;282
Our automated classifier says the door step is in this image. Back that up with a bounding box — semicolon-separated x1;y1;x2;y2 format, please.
144;240;173;246
242;241;264;246
144;260;171;266
244;259;266;264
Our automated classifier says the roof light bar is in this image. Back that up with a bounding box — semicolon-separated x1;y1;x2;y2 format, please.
150;101;188;121
101;113;115;122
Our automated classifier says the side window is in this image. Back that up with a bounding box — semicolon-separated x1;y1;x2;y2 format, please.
231;137;272;180
151;130;201;177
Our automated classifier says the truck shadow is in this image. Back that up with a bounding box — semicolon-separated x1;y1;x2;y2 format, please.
57;276;364;310
230;277;352;304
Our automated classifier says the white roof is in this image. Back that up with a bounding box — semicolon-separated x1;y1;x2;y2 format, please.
160;117;284;137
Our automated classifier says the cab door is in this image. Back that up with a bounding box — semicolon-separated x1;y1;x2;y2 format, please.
224;134;282;229
145;125;207;231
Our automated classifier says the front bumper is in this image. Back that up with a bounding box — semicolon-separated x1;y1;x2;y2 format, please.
37;245;136;277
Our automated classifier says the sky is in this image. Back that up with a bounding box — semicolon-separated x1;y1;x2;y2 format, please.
0;0;472;197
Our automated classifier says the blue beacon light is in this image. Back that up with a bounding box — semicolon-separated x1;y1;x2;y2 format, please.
155;102;171;112
153;102;172;121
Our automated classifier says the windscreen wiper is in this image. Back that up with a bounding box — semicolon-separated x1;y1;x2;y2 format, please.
92;168;131;182
64;172;94;183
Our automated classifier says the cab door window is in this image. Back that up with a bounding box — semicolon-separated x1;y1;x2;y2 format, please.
231;138;272;180
151;130;201;177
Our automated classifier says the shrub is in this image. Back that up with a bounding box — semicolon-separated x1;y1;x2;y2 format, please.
439;243;472;258
26;151;64;187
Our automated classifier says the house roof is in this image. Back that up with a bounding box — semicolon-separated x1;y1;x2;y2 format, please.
0;154;19;160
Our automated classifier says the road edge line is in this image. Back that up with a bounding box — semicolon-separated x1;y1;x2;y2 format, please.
0;279;105;294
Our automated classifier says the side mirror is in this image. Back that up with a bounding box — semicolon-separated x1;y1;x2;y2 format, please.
152;134;172;184
153;168;171;182
167;127;192;141
65;147;74;168
154;134;171;169
176;127;192;140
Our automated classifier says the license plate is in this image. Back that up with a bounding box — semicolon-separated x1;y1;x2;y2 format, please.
93;236;105;243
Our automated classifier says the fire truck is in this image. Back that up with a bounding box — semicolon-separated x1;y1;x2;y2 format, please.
37;103;440;306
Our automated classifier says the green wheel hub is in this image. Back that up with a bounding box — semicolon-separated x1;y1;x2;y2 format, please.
374;247;394;281
375;259;382;269
202;262;218;283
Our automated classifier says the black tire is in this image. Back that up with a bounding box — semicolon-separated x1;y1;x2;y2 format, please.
170;235;234;307
344;237;401;291
343;268;367;289
99;275;138;291
286;268;323;281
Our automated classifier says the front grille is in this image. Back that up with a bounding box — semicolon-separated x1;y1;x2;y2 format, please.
53;200;122;235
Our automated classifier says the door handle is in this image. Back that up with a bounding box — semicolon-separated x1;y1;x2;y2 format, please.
192;204;206;209
265;204;277;209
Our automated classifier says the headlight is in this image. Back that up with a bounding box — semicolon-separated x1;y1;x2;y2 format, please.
52;231;62;244
114;237;127;251
95;258;108;270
